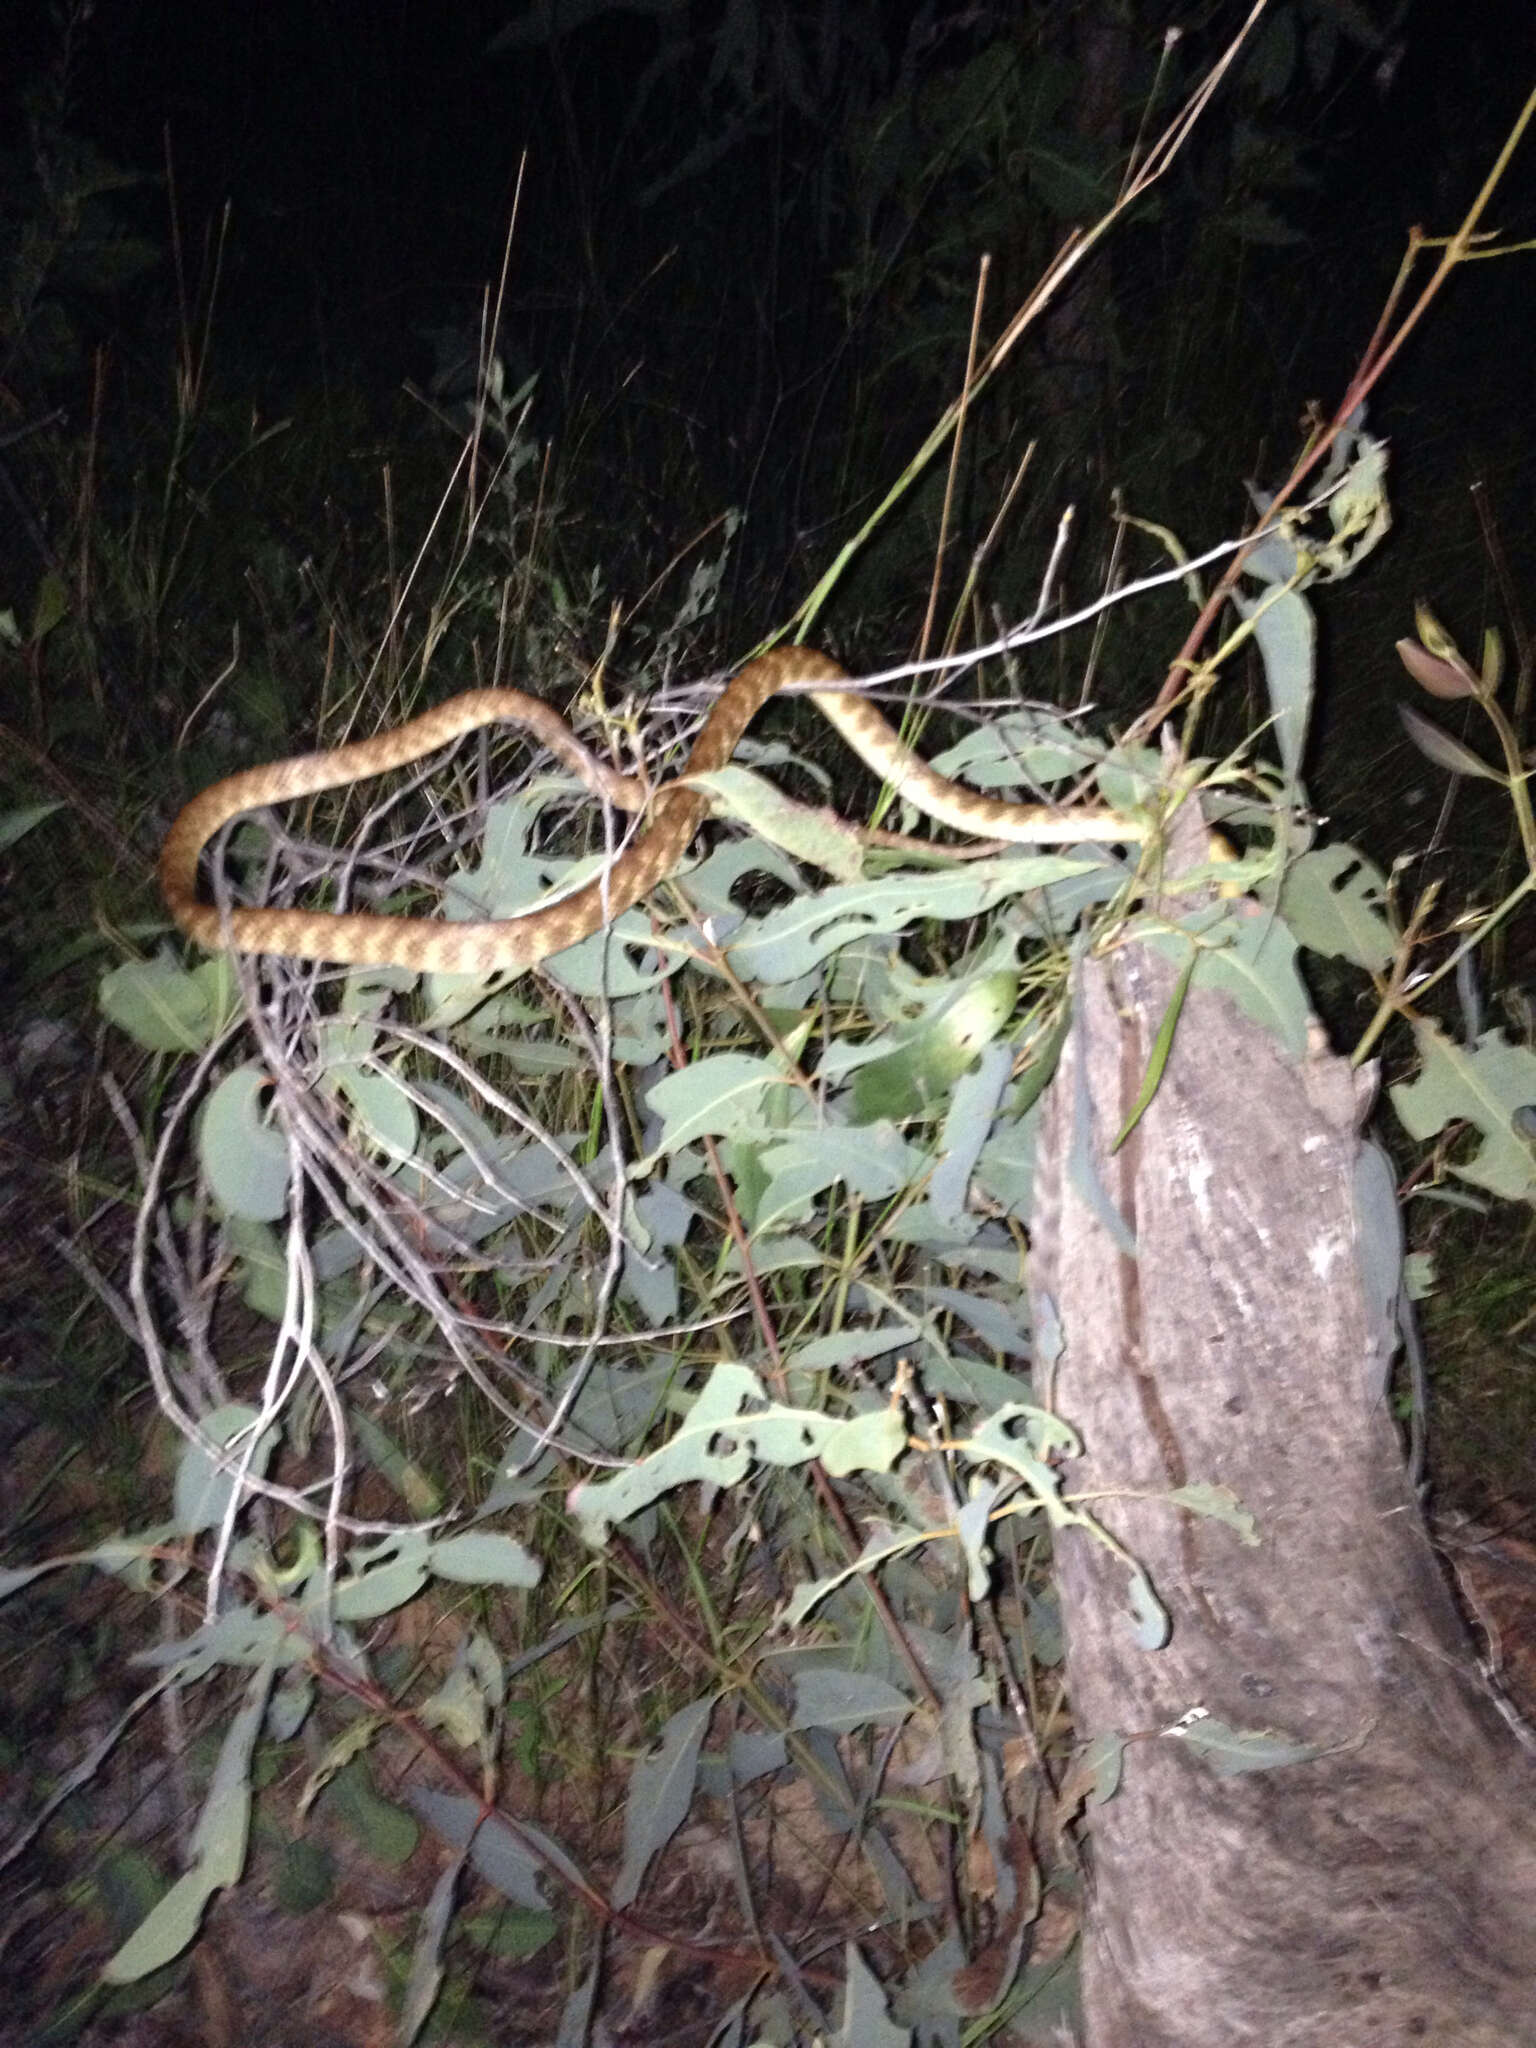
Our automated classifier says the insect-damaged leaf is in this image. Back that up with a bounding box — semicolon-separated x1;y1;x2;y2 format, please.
567;1362;906;1545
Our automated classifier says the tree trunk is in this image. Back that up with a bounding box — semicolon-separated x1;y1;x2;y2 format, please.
1027;829;1536;2045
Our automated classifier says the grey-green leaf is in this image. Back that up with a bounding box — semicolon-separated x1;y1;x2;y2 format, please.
426;1532;542;1588
398;1852;462;2045
611;1696;714;1908
1234;583;1315;792
407;1788;586;1911
1279;845;1395;972
724;857;1101;984
100;953;238;1053
1169;1716;1322;1776
173;1404;279;1535
688;763;866;882
568;1363;907;1545
789;1667;913;1734
644;1052;797;1154
200;1065;290;1220
1126;1567;1170;1651
1390;1023;1536;1201
0;799;62;852
102;1658;275;1982
837;1941;912;2048
1397;703;1502;782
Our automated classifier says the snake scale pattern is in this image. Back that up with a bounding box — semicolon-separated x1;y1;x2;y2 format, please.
160;647;1146;975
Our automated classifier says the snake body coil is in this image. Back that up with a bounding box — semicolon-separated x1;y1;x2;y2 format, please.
160;648;1145;975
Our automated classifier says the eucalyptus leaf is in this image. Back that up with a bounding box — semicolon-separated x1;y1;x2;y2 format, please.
852;972;1017;1123
569;1362;907;1545
754;1120;924;1235
786;1325;915;1374
1168;1716;1322;1776
1165;1484;1258;1544
1232;582;1314;792
644;1052;798;1154
398;1853;462;2045
555;1961;602;2048
781;1520;929;1627
0;1559;63;1600
102;1658;275;1982
0;799;63;851
688;762;865;882
1079;1731;1125;1807
100;952;238;1053
327;1060;420;1161
1391;1023;1536;1201
919;1285;1029;1357
611;1695;713;1908
955;1482;1003;1601
1126;1566;1170;1651
199;1065;290;1221
173;1403;279;1534
1279;844;1395;972
789;1666;913;1733
266;1666;316;1742
426;1531;542;1587
408;1788;584;1910
298;1717;385;1812
222;1216;289;1320
724;855;1103;984
1396;636;1479;701
1397;703;1502;782
1141;903;1311;1058
930;1039;1012;1224
931;710;1111;790
419;1661;490;1754
324;1758;419;1865
332;1544;430;1620
131;1604;297;1675
837;1941;912;2048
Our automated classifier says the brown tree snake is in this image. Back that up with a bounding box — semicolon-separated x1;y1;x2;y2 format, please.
159;647;1146;976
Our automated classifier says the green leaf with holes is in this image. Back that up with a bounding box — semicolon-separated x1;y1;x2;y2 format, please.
1280;845;1395;972
852;971;1018;1121
1391;1023;1536;1202
200;1065;289;1219
568;1362;907;1546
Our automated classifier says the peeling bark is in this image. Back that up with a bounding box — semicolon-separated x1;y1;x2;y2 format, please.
1028;838;1536;2045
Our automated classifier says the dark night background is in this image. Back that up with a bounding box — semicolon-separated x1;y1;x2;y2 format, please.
4;0;1534;708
